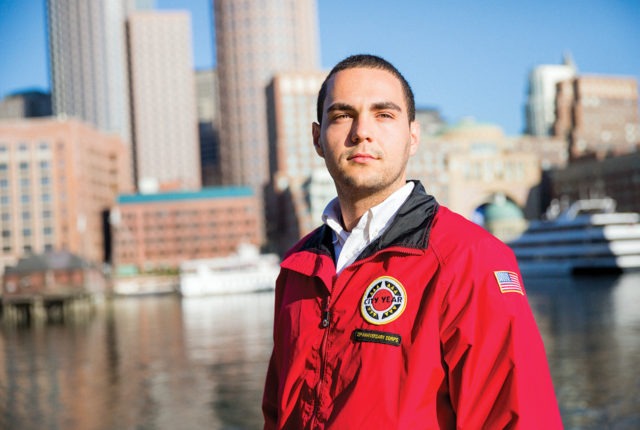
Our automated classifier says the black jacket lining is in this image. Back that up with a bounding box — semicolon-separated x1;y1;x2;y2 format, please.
297;181;439;263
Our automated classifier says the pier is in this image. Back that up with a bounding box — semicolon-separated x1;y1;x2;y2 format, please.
1;292;95;324
1;250;106;324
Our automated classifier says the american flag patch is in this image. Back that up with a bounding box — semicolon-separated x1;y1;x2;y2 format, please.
494;271;524;295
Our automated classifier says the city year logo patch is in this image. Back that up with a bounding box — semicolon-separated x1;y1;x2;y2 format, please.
361;276;407;325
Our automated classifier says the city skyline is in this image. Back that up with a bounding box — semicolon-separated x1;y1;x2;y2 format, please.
213;0;318;188
0;0;639;135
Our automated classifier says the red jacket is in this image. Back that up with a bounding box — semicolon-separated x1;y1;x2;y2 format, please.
263;183;562;429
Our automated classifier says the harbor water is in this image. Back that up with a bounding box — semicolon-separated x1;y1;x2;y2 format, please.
1;272;639;429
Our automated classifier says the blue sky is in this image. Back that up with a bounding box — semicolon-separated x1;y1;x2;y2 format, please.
1;0;638;135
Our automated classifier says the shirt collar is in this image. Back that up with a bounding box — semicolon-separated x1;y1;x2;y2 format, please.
322;181;415;246
321;197;348;246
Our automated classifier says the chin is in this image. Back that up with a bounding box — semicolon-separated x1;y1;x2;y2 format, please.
343;178;387;194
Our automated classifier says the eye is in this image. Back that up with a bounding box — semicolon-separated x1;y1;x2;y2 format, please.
331;113;352;121
377;112;394;119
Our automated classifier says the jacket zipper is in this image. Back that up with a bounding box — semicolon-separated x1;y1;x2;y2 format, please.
312;295;331;427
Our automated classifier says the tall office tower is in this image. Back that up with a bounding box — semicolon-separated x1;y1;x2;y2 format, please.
554;75;639;159
214;0;319;189
267;71;327;184
127;12;201;191
47;0;139;144
265;71;327;251
195;69;220;186
0;118;131;272
525;54;577;136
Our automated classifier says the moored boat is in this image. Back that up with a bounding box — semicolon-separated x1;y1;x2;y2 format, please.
507;198;640;275
179;244;280;297
112;274;178;296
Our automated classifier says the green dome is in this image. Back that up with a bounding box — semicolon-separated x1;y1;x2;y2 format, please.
483;196;524;222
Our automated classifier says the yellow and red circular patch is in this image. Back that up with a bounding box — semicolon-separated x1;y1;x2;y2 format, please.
360;276;407;325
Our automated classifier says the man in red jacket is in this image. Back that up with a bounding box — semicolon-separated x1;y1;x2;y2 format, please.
263;54;562;429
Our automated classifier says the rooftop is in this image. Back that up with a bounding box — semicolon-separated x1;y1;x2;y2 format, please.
117;186;254;204
4;250;91;275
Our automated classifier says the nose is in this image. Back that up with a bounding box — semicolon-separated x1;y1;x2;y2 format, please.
350;115;373;144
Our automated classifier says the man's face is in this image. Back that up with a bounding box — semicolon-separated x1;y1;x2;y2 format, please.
313;67;419;201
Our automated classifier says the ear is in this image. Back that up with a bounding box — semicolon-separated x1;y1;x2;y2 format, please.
312;122;324;157
408;120;420;156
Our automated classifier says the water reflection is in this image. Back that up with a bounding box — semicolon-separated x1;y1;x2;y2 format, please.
181;293;274;429
0;293;275;430
0;274;638;429
525;272;640;429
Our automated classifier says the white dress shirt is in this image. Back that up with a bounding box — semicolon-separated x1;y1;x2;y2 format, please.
322;182;415;274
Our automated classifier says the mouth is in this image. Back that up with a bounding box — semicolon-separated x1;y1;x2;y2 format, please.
347;153;378;163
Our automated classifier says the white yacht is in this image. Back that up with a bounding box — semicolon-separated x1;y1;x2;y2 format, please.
508;198;640;275
179;244;280;297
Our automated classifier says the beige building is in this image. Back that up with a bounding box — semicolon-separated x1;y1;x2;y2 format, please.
555;75;639;159
408;119;549;221
0;118;131;273
111;187;261;272
446;148;540;224
127;11;201;191
214;0;319;189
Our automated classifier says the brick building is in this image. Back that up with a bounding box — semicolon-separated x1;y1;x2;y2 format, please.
2;250;106;299
550;151;640;214
0;118;131;273
111;187;261;273
554;75;639;159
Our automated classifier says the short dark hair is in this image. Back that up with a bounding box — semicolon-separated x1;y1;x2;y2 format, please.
316;54;416;124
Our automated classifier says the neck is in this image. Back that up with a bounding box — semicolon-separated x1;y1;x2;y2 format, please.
336;183;405;231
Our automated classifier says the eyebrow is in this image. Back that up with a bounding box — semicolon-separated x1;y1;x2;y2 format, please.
326;102;354;113
371;101;402;112
326;101;403;113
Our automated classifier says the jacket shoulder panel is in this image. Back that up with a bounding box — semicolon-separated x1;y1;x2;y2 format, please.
428;206;515;266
